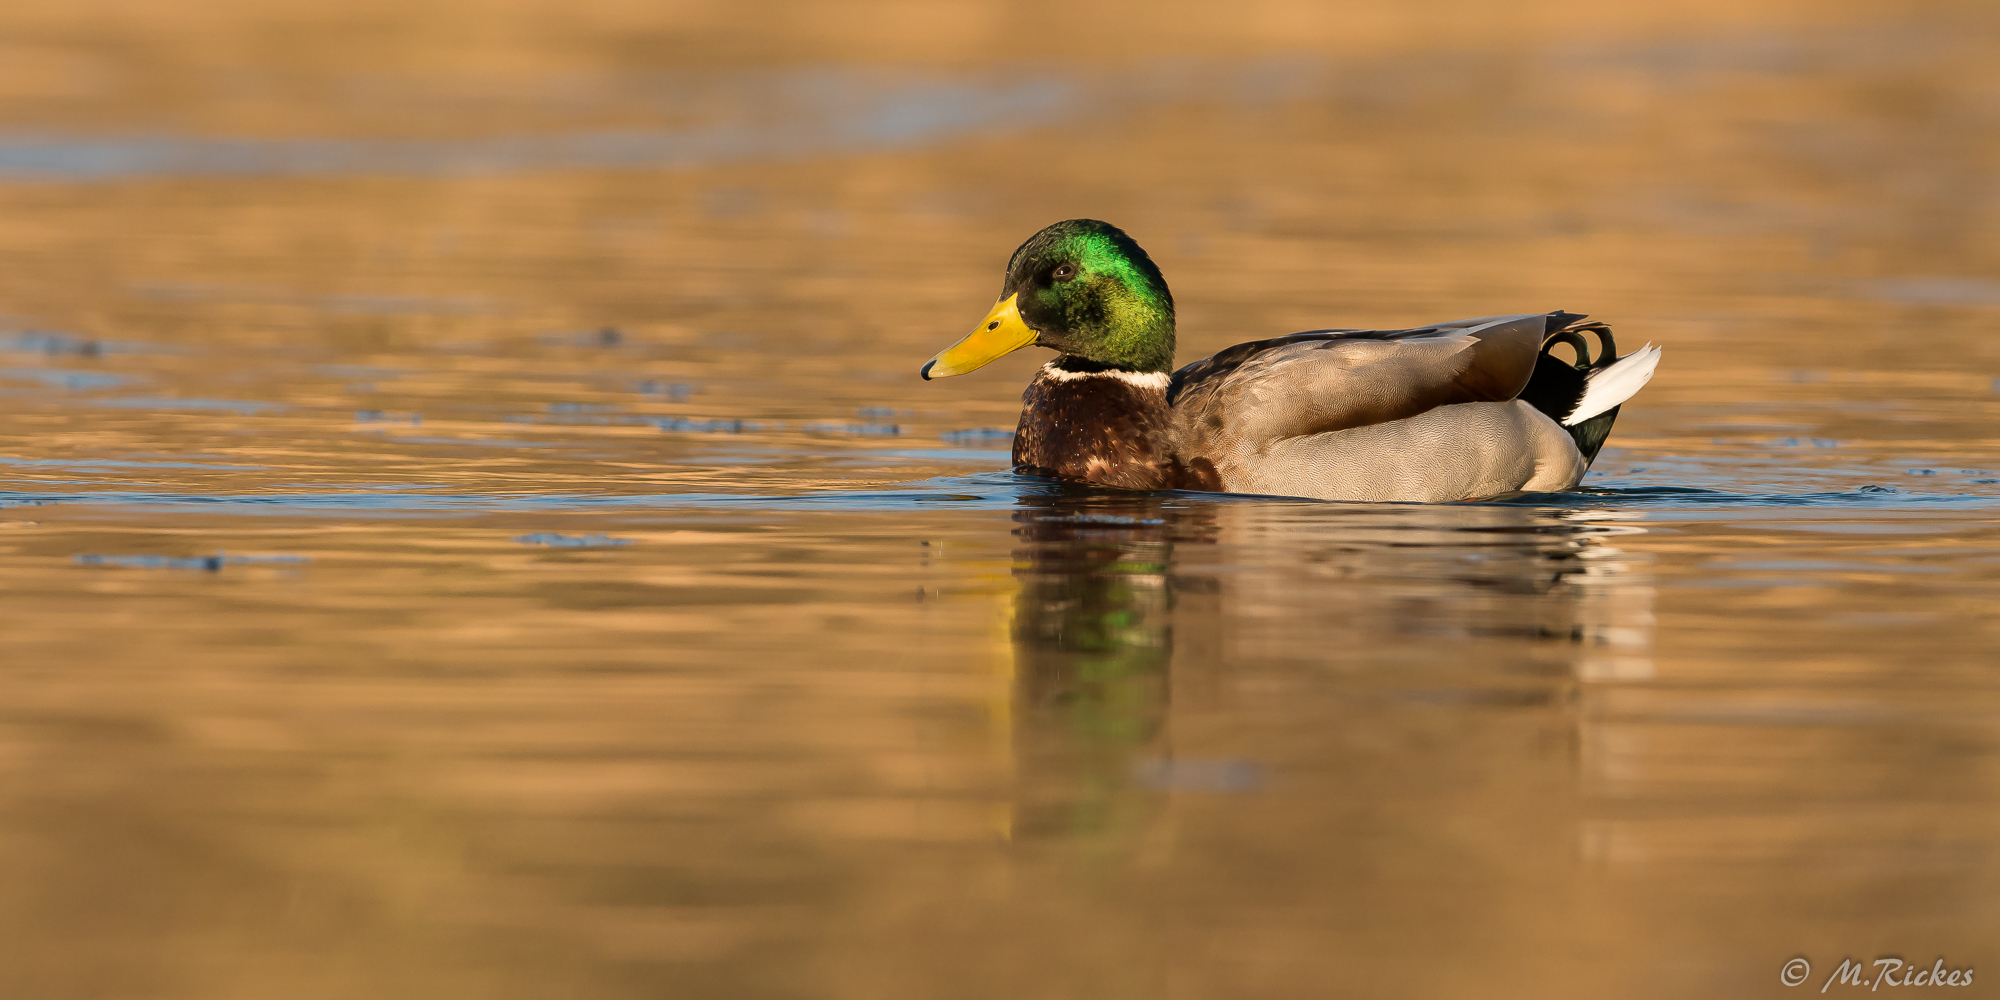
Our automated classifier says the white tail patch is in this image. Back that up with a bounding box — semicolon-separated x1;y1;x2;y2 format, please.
1564;343;1661;426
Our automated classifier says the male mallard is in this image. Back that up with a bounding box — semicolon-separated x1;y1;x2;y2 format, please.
921;219;1660;502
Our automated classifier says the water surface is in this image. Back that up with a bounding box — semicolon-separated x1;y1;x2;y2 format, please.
2;2;1998;997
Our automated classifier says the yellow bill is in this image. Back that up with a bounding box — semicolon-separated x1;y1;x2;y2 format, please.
921;293;1037;380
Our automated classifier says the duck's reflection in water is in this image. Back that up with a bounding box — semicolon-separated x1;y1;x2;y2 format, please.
1003;491;1655;841
1005;492;1190;839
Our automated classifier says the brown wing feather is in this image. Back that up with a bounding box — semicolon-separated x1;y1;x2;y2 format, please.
1168;313;1555;456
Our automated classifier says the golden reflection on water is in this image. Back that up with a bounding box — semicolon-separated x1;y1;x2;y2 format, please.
2;0;1999;996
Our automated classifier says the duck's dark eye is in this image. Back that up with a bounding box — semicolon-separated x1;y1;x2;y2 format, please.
1052;264;1076;282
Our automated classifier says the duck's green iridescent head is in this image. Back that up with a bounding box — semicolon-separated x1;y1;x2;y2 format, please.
922;220;1176;379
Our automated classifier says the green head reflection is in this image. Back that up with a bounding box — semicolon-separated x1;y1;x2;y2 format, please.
1007;494;1206;839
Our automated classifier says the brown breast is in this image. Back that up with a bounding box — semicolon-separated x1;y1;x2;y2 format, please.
1011;366;1221;492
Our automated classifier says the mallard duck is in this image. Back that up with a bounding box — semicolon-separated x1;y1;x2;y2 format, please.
921;219;1660;502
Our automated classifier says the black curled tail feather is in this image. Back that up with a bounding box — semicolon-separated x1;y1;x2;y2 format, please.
1517;312;1621;467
